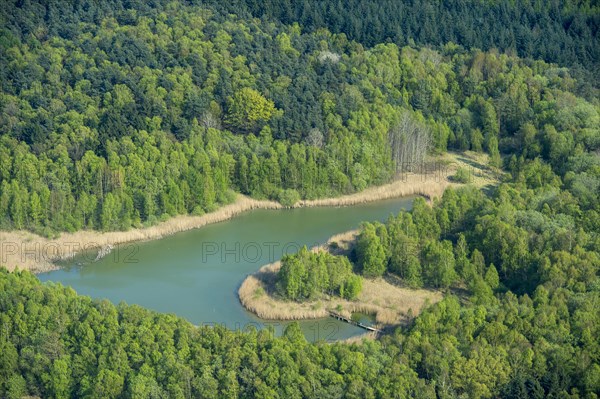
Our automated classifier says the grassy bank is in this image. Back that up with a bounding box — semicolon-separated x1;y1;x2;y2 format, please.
238;230;443;327
0;152;495;273
0;196;282;273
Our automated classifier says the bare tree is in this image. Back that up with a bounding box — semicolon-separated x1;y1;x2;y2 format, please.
318;51;341;63
388;112;431;173
418;47;442;68
200;111;221;131
305;128;324;148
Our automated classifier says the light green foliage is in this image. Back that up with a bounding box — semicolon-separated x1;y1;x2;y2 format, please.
48;358;71;399
422;240;457;289
389;230;422;287
452;167;472;183
5;375;26;399
278;251;307;300
470;249;486;277
356;223;387;278
487;136;501;168
225;88;276;133
93;369;124;399
342;274;363;300
277;189;300;207
484;264;500;290
470;128;484;152
411;197;441;240
277;246;361;301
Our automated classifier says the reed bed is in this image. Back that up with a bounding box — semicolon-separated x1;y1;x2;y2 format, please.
2;151;495;273
296;175;451;208
1;196;281;272
238;235;442;326
339;332;379;344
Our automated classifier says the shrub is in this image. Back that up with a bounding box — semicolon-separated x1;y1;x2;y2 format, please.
452;167;472;183
253;287;266;299
342;275;363;300
278;189;300;207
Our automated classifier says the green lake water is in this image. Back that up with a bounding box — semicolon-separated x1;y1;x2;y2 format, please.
39;196;415;341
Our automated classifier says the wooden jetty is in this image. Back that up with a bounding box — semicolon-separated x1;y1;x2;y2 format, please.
328;311;383;333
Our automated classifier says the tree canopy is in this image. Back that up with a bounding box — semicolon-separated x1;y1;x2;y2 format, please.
277;246;362;301
0;0;598;235
0;1;599;398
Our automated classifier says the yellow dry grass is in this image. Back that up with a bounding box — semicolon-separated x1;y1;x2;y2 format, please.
296;174;450;207
0;196;281;272
449;150;501;188
339;331;379;344
0;152;497;273
238;232;442;327
239;261;441;325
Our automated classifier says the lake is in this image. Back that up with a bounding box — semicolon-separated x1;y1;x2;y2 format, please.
39;196;415;341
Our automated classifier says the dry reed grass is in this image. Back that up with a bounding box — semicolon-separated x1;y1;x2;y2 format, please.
0;196;281;272
296;174;450;208
239;263;441;325
238;233;443;327
339;332;378;344
1;152;496;273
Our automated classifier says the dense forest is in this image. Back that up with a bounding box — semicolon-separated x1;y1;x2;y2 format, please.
225;0;600;96
0;0;598;235
1;157;599;397
0;0;599;398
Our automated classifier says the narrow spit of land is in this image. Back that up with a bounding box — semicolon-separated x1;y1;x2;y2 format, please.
239;151;498;333
238;230;443;331
1;152;497;272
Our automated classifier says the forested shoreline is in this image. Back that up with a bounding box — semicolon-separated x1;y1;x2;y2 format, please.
1;164;599;397
0;0;599;398
1;0;597;236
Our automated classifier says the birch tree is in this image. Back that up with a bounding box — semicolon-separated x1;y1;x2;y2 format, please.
388;112;431;173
